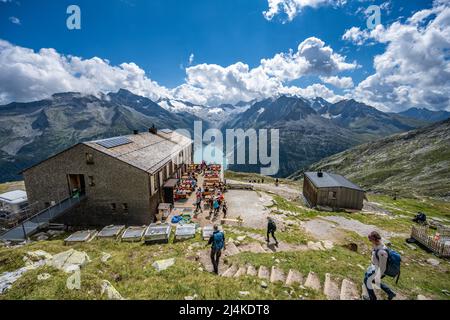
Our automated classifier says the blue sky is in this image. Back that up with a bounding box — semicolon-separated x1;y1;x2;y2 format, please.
0;0;448;111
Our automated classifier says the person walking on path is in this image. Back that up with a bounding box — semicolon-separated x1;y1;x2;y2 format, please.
222;201;228;218
195;196;203;214
213;198;220;217
207;225;226;274
266;216;279;246
363;231;397;300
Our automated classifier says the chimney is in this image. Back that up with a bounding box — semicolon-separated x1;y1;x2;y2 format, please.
317;170;323;178
149;124;157;134
133;130;139;135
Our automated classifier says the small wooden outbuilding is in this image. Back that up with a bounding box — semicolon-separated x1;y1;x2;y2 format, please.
303;171;364;210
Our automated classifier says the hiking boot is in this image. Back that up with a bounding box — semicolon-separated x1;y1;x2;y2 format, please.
387;292;396;300
275;242;279;247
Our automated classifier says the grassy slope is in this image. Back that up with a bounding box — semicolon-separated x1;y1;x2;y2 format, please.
1;178;449;300
289;119;450;198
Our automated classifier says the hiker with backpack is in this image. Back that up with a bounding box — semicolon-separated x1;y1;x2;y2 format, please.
266;216;279;246
194;196;203;214
363;231;401;300
213;198;220;217
207;225;226;275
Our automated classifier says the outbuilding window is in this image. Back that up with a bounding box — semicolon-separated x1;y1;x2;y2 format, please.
328;191;337;200
86;153;94;164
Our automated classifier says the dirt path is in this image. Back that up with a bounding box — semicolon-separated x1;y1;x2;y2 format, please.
226;179;300;201
302;216;409;243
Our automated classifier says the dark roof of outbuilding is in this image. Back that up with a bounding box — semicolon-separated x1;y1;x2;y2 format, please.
304;172;364;191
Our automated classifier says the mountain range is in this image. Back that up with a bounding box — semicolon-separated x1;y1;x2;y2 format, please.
0;89;202;182
0;89;447;182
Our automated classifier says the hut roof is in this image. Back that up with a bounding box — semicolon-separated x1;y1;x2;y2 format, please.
304;172;363;191
84;129;192;174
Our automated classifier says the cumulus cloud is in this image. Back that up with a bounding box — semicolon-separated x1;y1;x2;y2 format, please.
0;40;170;104
171;37;356;105
263;0;346;21
351;1;450;111
0;37;352;106
261;37;357;81
320;75;354;89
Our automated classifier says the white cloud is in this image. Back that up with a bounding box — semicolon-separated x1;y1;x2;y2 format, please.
320;75;354;88
8;16;21;25
351;1;450;111
0;40;170;104
171;37;356;105
0;37;351;106
261;37;357;81
263;0;346;21
188;53;194;65
342;24;385;45
280;83;345;102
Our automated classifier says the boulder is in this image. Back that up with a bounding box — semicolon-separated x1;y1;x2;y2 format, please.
152;258;175;272
322;240;334;250
427;258;440;266
49;249;90;273
26;250;53;261
101;280;124;300
101;252;112;263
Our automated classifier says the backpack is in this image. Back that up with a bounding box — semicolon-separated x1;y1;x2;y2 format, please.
375;248;401;284
268;219;277;232
212;232;224;250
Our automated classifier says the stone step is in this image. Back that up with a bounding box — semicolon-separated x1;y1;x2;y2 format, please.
269;266;286;283
323;273;340;300
304;271;322;291
340;279;360;300
247;233;266;242
257;266;270;280
238;242;267;254
222;265;238;278
246;265;257;276
233;266;247;278
285;269;303;287
224;243;240;256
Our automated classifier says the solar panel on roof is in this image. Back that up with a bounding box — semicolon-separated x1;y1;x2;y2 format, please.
96;136;132;149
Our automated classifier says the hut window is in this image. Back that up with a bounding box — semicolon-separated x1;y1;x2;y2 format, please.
88;176;95;186
328;191;337;200
86;153;94;164
110;203;117;211
122;203;128;213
